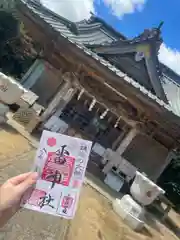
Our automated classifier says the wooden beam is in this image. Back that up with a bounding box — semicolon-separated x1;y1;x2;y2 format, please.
94;44;137;55
73;77;137;127
84;77;138;119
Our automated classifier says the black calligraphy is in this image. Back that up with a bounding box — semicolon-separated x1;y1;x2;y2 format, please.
74;144;88;178
46;170;63;189
38;148;47;160
78;144;88;159
80;144;88;152
55;145;70;164
39;194;54;209
74;158;84;178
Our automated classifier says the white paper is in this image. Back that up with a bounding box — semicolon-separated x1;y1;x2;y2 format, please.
21;130;92;219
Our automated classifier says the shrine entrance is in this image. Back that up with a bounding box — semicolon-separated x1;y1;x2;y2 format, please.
59;92;127;151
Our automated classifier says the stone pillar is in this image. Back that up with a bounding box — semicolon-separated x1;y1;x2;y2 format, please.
54;87;76;117
116;128;139;155
103;127;139;174
41;81;76;122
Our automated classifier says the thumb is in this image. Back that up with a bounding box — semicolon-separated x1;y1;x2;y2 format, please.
16;172;38;196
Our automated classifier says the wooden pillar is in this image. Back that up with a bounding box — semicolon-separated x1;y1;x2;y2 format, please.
41;81;76;122
102;127;139;174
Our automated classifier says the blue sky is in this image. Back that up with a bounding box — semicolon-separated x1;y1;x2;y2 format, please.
41;0;180;74
95;0;180;50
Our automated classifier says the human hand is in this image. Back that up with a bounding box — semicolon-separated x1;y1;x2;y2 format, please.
0;172;38;227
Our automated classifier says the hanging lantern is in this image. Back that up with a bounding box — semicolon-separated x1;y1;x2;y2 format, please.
89;98;96;111
77;88;84;100
114;116;122;128
100;109;109;119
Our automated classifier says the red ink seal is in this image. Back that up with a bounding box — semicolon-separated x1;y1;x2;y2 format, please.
47;137;56;147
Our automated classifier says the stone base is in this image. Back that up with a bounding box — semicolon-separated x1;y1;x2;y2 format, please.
112;195;145;231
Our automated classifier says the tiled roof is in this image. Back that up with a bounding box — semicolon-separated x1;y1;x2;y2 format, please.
19;0;180;117
24;0;118;45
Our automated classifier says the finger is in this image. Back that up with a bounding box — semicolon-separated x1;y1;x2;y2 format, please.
9;172;32;185
16;172;38;195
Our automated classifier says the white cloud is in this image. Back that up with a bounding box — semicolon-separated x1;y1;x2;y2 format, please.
159;44;180;75
40;0;147;21
103;0;146;18
40;0;94;22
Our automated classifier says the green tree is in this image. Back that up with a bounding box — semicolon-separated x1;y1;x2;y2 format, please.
158;151;180;210
0;10;37;79
0;10;18;45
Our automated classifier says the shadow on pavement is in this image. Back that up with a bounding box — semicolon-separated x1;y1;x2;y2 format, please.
147;205;180;238
141;227;153;238
0;122;18;134
164;217;180;238
145;211;163;235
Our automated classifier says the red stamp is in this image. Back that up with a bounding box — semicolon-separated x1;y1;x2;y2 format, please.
61;195;74;209
47;137;56;147
57;191;77;217
42;152;75;186
24;189;46;207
